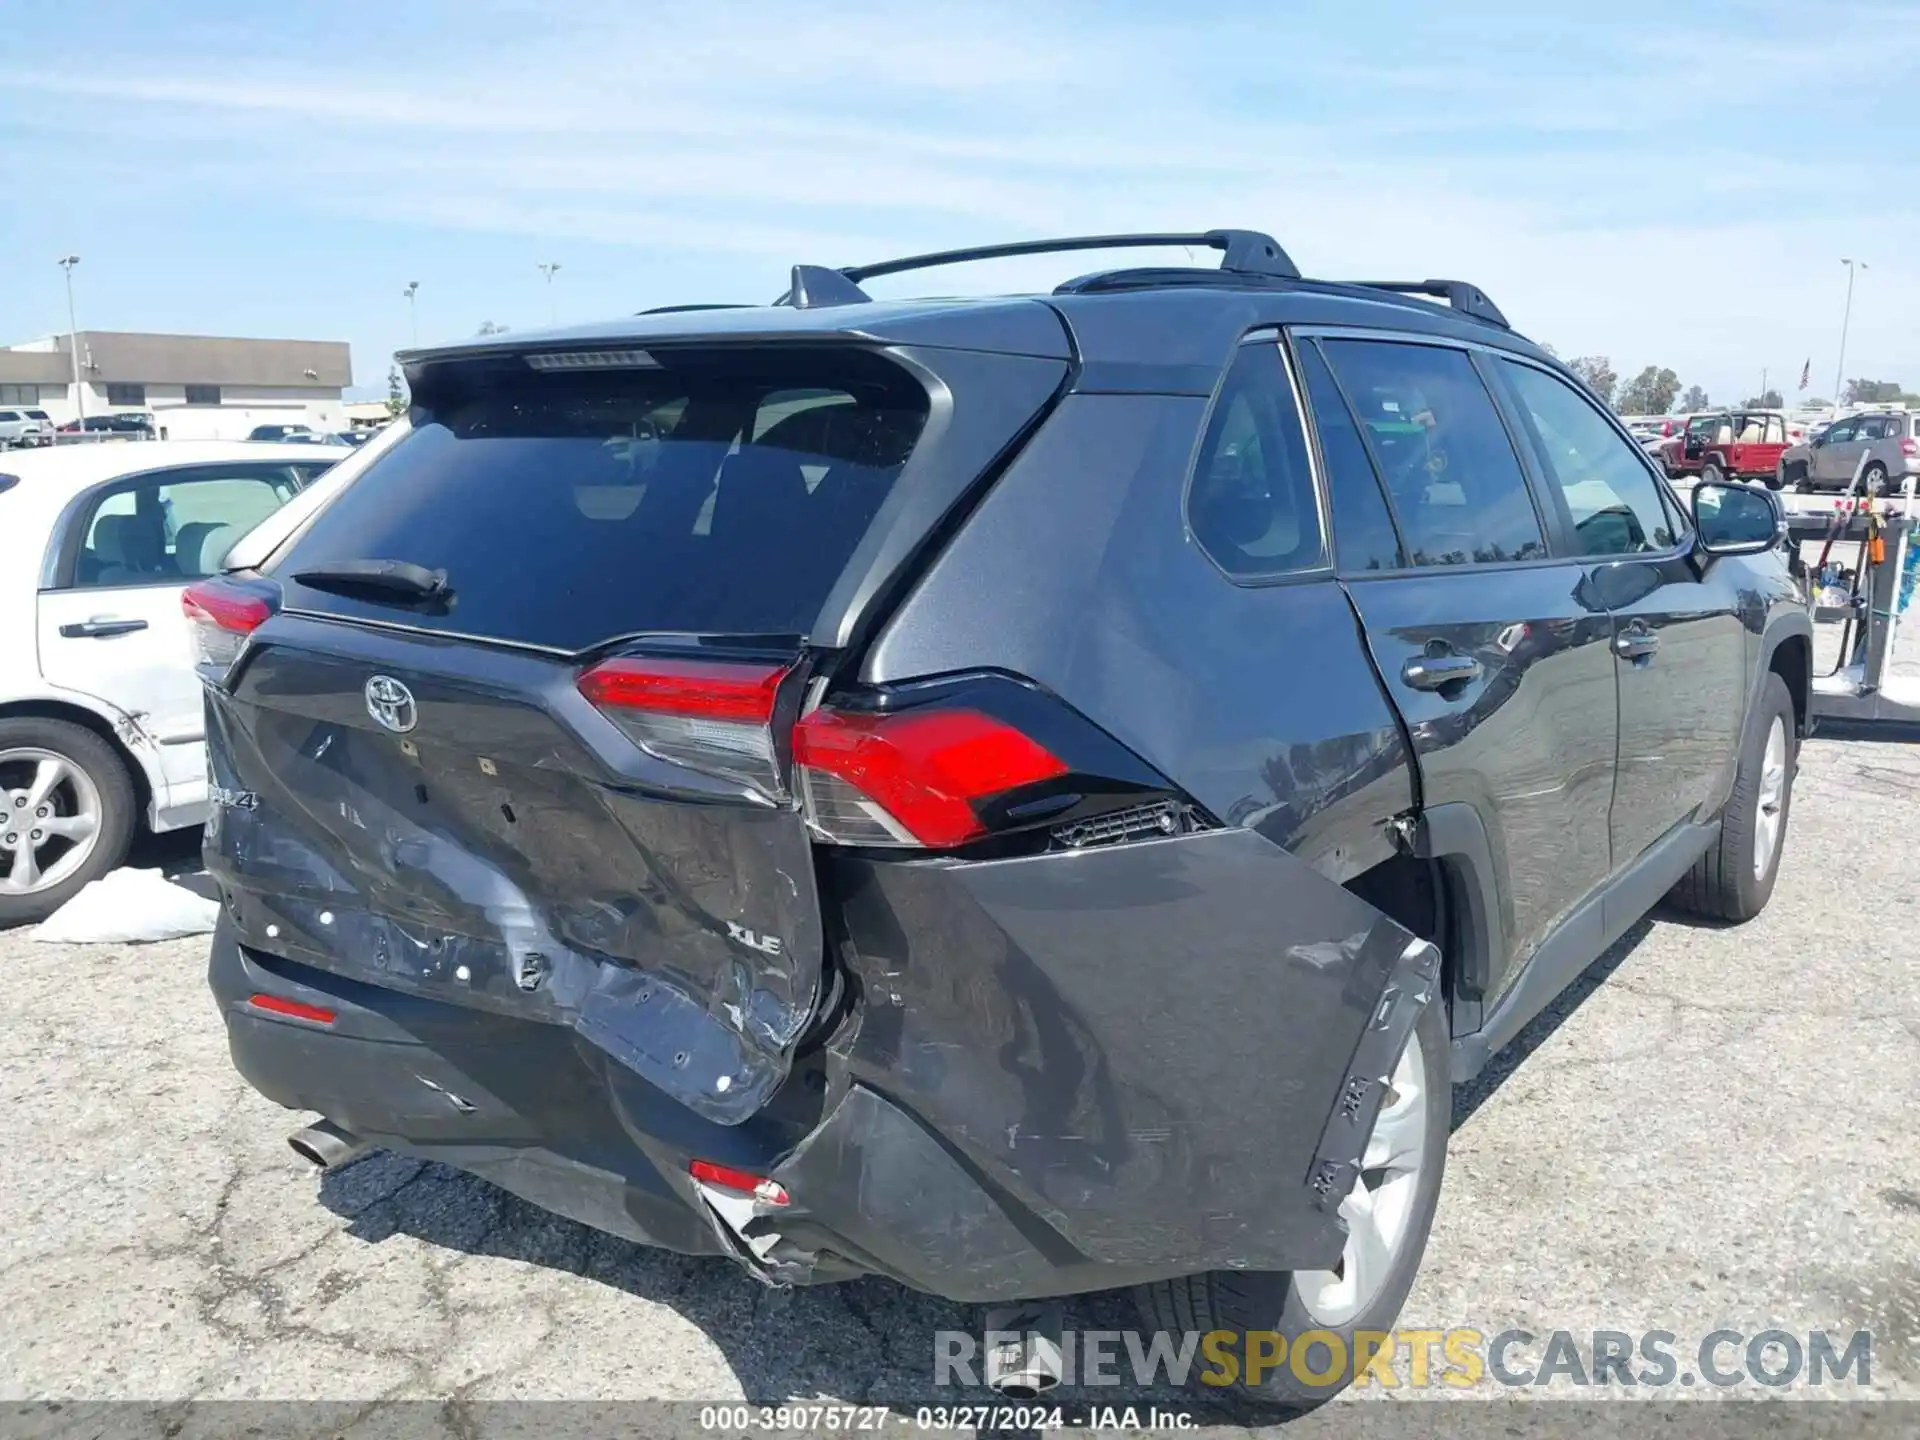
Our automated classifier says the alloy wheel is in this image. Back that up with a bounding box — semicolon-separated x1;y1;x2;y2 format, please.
0;748;104;897
1753;717;1788;882
1295;1028;1430;1326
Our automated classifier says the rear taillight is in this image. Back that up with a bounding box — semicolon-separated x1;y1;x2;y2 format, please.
792;706;1067;847
578;658;1202;852
578;655;793;798
1902;438;1917;457
182;577;276;675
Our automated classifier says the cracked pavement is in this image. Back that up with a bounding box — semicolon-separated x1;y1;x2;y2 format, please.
0;736;1915;1426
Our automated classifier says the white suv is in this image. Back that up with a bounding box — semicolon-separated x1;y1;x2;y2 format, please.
0;441;346;923
0;409;53;449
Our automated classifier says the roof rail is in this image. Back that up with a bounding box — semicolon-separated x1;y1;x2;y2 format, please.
780;229;1300;309
638;303;753;316
1346;279;1510;329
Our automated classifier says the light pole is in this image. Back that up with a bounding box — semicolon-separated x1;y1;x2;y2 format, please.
1834;258;1866;414
58;255;84;423
538;262;561;324
403;280;420;346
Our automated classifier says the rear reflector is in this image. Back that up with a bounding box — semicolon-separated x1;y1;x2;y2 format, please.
792;706;1068;849
248;993;336;1025
689;1159;790;1205
578;656;793;798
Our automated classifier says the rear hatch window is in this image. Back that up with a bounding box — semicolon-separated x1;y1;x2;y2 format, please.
269;348;931;653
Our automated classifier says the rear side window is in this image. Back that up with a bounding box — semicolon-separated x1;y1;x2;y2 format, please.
1320;340;1546;567
273;350;930;651
1186;342;1324;579
1296;341;1404;572
68;464;302;588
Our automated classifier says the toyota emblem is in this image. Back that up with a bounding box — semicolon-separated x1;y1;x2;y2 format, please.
364;675;418;734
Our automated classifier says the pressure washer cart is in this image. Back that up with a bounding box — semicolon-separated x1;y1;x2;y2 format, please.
1790;477;1920;734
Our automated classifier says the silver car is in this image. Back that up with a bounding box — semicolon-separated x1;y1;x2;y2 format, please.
1779;410;1920;494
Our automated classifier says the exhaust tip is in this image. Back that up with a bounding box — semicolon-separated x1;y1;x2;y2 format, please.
288;1119;366;1171
982;1302;1065;1397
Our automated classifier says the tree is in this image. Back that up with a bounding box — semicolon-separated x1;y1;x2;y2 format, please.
1537;342;1559;359
475;320;510;337
1842;379;1904;405
385;364;408;418
1803;396;1829;410
1679;384;1710;411
1567;356;1617;408
1618;365;1682;416
1742;389;1783;409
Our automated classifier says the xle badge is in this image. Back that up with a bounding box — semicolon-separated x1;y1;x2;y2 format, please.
727;922;783;957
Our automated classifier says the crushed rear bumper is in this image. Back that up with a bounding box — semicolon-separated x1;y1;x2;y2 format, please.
211;827;1437;1303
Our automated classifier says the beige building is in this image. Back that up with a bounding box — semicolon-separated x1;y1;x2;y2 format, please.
0;331;353;438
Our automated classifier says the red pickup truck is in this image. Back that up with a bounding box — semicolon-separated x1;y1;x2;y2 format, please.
1657;410;1792;489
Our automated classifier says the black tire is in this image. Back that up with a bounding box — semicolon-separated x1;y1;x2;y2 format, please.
1764;469;1785;491
1862;463;1888;498
1134;998;1450;1408
1667;673;1795;923
0;717;137;927
1700;459;1726;486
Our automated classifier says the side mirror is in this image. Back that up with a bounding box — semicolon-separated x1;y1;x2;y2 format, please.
1692;479;1783;556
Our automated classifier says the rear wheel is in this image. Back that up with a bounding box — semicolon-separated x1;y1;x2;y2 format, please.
1862;462;1889;498
0;719;137;927
1667;673;1794;923
1135;998;1449;1407
1765;468;1785;491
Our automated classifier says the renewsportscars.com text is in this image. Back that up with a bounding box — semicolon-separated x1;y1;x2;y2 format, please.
935;1327;1873;1391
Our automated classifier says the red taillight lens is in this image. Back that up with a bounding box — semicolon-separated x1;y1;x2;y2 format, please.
688;1159;790;1206
247;993;336;1025
578;656;787;722
791;706;1068;849
578;655;793;797
182;578;275;673
1902;438;1917;457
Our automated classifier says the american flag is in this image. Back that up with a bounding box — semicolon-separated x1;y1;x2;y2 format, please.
1799;358;1811;391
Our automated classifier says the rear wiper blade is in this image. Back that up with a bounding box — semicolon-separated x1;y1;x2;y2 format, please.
291;559;451;603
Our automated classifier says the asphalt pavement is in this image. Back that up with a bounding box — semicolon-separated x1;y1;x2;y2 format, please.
1;736;1916;1434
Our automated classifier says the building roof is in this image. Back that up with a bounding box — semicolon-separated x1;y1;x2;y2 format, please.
1;331;352;388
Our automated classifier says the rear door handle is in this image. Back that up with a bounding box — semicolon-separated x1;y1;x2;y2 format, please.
1613;628;1659;661
1401;653;1482;691
59;617;149;639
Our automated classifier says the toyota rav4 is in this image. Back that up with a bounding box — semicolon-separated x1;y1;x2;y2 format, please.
196;230;1810;1404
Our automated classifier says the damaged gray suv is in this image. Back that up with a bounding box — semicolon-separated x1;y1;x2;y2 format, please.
196;230;1810;1403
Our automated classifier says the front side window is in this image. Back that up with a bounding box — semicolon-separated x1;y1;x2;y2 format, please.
1320;340;1545;567
69;465;301;588
1186;342;1324;579
1499;361;1676;557
1826;419;1857;443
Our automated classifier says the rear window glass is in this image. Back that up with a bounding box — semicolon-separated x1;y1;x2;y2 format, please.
272;350;930;652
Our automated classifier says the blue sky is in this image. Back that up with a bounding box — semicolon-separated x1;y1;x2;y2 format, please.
1;0;1915;404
